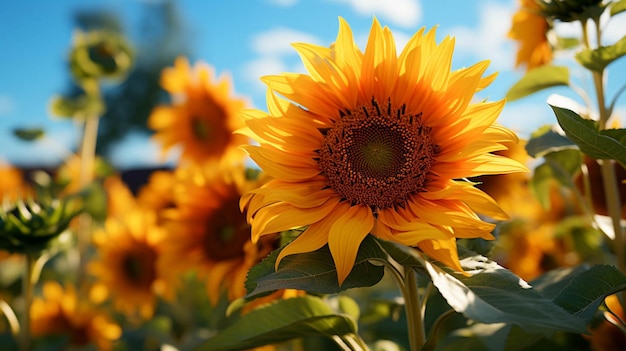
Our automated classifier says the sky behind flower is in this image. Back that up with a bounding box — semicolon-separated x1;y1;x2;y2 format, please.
1;0;625;169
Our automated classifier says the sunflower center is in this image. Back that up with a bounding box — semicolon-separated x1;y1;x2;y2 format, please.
191;116;212;140
121;245;157;288
318;98;438;209
203;194;251;261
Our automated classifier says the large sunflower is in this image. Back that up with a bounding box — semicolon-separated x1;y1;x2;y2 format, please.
509;0;553;70
159;163;274;304
148;57;249;165
240;18;527;285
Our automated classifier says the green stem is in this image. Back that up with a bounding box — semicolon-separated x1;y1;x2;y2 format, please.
19;253;35;351
404;266;426;351
0;299;19;339
76;113;100;287
585;18;626;314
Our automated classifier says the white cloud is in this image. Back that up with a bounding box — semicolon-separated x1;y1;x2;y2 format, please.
499;101;554;138
329;0;422;28
0;95;15;116
446;1;516;70
109;132;177;169
243;27;321;91
268;0;298;6
250;27;322;56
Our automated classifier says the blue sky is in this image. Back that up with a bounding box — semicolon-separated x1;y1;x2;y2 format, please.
1;0;625;169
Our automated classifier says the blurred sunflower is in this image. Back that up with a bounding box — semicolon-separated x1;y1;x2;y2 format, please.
30;281;122;351
509;0;553;70
587;294;626;351
148;57;249;165
136;169;176;214
89;207;172;320
240;18;526;284
159;163;274;304
0;164;31;202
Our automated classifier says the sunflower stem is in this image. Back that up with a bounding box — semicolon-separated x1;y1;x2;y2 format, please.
403;266;426;351
76;107;100;288
19;253;35;351
583;17;626;315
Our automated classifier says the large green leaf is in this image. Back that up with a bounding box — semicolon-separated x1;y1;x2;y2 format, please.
552;264;626;322
525;125;577;158
530;266;590;300
575;35;626;72
245;235;386;299
611;0;626;16
423;249;588;334
506;66;569;101
195;295;357;351
551;105;626;168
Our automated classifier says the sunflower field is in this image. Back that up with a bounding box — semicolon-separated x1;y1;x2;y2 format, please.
2;0;626;350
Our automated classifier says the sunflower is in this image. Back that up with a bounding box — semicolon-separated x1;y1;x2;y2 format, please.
159;163;274;304
240;18;527;285
509;0;553;70
0;164;31;202
136;169;176;214
30;281;122;351
89;207;172;320
148;57;249;165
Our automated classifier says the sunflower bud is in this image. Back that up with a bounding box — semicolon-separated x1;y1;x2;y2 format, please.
0;197;81;255
535;0;606;22
69;30;133;86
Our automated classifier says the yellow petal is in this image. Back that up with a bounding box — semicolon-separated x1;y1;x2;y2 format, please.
418;238;464;273
328;204;374;285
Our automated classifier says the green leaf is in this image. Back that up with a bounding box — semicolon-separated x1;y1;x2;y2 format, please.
13;128;44;141
530;265;590;300
611;0;626;16
245;235;386;299
530;163;555;209
506;66;569;101
575;35;626;72
553;264;626;322
423;248;588;334
195;295;357;351
525;125;577;158
551;105;626;168
543;149;582;187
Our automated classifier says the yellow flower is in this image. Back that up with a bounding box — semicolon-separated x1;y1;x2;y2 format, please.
0;164;31;202
509;0;553;70
136;170;176;214
89;207;172;320
30;282;122;351
240;18;527;285
148;57;249;165
159;163;274;304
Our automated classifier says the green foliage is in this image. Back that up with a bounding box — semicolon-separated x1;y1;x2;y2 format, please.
552;264;626;322
575;35;626;72
551;105;626;168
0;197;82;254
610;0;626;15
195;296;358;351
505;66;569;101
525;125;577;158
49;92;105;120
13;128;45;142
245;235;386;299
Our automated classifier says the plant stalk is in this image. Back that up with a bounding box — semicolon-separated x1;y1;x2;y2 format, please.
19;253;35;351
403;266;426;351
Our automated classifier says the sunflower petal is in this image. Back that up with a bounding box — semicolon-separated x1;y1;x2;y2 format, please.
328;204;375;285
